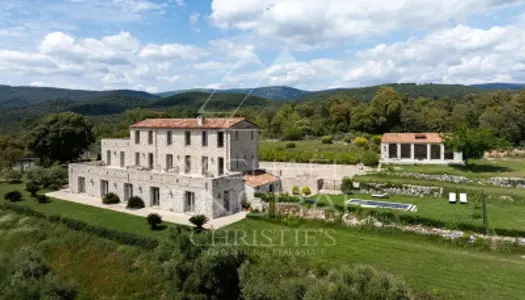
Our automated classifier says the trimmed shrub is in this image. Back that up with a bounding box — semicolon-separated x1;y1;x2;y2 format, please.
5;169;23;183
360;150;380;167
25;181;41;197
189;214;209;231
302;186;311;196
292;185;300;195
35;194;50;204
353;137;369;148
102;192;120;205
4;190;22;202
126;196;145;209
321;135;333;144
146;213;162;230
341;177;353;194
371;135;383;145
285;141;296;149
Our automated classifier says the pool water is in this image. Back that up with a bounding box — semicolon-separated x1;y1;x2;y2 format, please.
347;199;417;212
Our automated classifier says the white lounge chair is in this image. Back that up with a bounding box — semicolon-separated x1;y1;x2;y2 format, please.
372;193;388;198
459;193;467;204
449;192;457;204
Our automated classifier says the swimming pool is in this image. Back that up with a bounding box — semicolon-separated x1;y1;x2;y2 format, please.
347;199;417;212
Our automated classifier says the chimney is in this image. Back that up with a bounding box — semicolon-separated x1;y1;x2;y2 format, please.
197;116;205;126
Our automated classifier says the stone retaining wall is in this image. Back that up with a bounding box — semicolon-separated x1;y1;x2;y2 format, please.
359;182;443;198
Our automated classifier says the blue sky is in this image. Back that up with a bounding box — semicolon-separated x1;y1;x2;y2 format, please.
1;0;525;93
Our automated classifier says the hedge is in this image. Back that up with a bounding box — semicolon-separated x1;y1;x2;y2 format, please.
0;203;158;249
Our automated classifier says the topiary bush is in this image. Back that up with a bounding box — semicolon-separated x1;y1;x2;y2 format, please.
126;196;145;209
147;213;162;230
25;181;40;197
321;135;333;144
103;192;120;205
360;150;379;167
189;214;209;231
292;185;300;195
302;186;311;196
341;177;354;194
285;141;296;149
4;190;22;202
353;137;369;148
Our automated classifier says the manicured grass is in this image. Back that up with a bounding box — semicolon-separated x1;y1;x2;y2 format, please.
387;158;525;179
226;218;525;300
0;210;167;299
312;193;525;233
0;183;173;239
354;173;525;200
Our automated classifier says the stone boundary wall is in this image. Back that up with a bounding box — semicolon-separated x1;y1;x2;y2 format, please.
387;171;525;189
358;182;443;198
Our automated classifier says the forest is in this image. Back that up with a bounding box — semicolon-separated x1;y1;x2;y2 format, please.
1;83;524;150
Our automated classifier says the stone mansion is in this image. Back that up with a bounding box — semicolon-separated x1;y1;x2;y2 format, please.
68;117;281;218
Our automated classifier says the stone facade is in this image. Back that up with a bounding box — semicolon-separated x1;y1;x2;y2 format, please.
69;117;269;219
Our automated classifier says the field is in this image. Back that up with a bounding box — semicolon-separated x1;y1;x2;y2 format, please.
226;217;525;300
258;139;374;164
0;183;173;239
312;193;525;232
4;179;525;299
0;210;167;299
386;158;525;179
260;139;362;153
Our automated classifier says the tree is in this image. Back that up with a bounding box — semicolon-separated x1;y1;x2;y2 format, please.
0;135;25;169
26;112;94;164
26;182;40;197
443;126;510;165
369;87;404;133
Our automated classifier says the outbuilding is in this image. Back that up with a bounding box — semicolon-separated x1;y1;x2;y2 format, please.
380;133;463;165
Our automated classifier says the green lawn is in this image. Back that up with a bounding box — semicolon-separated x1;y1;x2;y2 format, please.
312;193;525;232
386;158;525;179
0;183;173;239
354;173;525;200
227;218;525;300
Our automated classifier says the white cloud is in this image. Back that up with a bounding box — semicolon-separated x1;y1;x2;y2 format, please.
139;43;208;60
210;0;525;47
193;61;229;70
343;22;525;85
29;81;45;87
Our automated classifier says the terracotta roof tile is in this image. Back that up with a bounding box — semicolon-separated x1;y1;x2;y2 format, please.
382;133;443;144
131;118;247;129
244;171;280;187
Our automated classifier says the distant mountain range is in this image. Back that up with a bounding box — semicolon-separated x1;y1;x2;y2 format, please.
157;86;311;101
1;82;523;110
469;83;525;90
0;85;160;108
